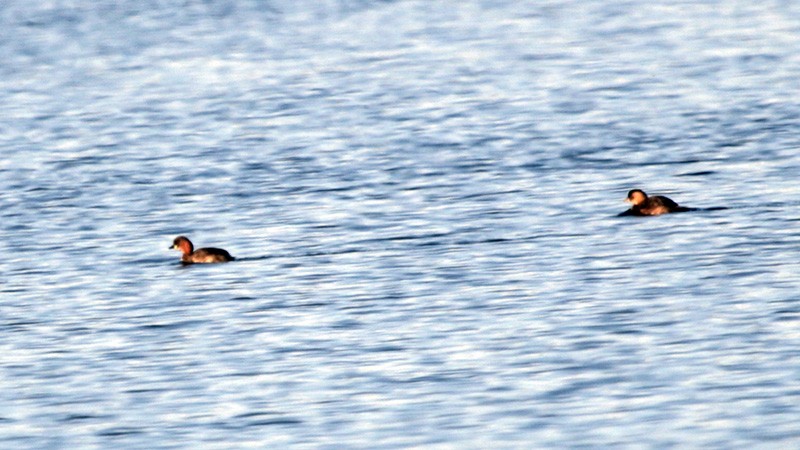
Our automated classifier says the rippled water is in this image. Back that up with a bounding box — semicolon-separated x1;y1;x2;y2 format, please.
3;0;800;447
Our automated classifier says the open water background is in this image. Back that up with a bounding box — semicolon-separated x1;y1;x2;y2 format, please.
3;0;800;448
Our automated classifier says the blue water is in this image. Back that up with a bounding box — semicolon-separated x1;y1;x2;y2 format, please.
3;0;800;447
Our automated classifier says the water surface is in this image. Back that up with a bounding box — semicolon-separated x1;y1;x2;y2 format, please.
3;0;800;448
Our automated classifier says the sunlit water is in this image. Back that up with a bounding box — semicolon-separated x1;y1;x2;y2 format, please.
3;1;800;448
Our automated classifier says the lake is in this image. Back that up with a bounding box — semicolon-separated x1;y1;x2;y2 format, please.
2;0;800;448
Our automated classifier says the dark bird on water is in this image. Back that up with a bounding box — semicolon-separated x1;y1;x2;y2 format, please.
619;189;694;216
170;236;235;263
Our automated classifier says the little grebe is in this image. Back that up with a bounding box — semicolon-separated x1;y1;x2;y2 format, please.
170;236;234;263
620;189;693;216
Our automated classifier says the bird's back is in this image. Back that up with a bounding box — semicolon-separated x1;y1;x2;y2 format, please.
185;247;235;263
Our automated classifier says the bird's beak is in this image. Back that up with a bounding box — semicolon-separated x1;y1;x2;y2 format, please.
624;198;631;203
169;244;176;249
